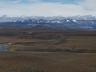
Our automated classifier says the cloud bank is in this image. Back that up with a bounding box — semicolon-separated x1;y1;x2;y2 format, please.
0;0;96;17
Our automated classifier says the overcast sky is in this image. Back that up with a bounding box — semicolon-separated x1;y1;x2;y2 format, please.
0;0;96;17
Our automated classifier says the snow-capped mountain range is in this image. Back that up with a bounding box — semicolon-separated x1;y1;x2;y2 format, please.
0;15;96;22
0;15;96;30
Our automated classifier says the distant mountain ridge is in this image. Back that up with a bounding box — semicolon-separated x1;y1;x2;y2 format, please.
0;15;96;22
0;15;96;30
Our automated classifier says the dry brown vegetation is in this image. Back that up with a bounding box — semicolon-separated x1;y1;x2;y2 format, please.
0;29;96;72
0;51;96;72
0;29;96;53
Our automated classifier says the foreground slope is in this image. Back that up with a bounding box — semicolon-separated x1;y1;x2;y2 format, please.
0;51;96;72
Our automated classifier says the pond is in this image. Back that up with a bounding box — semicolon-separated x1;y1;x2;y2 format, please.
0;44;9;51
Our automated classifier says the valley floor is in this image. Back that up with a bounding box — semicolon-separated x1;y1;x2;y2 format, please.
0;51;96;72
0;30;96;72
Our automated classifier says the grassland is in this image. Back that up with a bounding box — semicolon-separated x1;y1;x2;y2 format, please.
0;29;96;53
0;29;96;72
0;51;96;72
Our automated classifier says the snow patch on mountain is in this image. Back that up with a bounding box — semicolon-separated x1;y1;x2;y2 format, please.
66;20;70;22
73;20;77;22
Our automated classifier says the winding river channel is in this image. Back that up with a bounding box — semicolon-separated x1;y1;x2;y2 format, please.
0;44;9;51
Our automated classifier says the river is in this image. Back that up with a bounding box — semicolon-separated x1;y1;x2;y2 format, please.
0;44;9;51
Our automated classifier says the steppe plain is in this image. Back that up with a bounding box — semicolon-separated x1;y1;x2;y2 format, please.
0;29;96;72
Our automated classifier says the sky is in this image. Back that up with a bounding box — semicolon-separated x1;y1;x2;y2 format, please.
0;0;96;17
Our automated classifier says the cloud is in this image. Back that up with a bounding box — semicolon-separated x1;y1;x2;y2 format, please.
79;0;96;11
8;0;22;3
29;0;41;2
0;0;22;3
0;0;96;17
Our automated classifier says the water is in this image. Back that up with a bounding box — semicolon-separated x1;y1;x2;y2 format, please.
0;44;9;51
